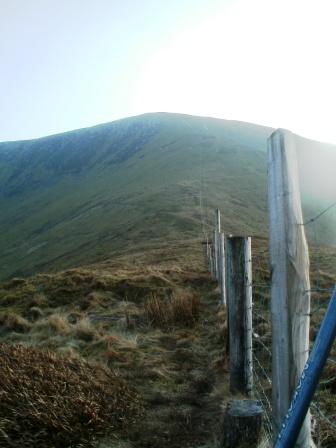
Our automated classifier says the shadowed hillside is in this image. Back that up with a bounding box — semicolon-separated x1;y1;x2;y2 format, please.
0;113;335;280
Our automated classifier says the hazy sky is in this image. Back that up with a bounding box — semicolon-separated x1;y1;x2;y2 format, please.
1;0;336;143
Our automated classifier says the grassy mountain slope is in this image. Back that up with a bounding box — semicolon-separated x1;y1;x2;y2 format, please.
0;239;334;447
0;113;335;280
0;112;335;446
0;241;227;447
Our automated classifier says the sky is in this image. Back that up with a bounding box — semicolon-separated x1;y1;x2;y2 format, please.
1;0;336;144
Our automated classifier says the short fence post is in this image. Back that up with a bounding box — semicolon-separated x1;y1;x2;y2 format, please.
219;232;226;306
226;236;253;395
221;400;263;448
268;129;312;446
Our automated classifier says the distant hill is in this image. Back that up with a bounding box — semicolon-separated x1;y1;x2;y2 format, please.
0;112;335;280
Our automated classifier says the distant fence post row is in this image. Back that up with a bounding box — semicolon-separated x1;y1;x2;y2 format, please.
206;211;259;447
208;208;226;306
207;211;253;396
207;209;253;395
226;236;253;396
205;128;336;447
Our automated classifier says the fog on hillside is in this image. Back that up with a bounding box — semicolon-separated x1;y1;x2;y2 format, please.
295;134;336;246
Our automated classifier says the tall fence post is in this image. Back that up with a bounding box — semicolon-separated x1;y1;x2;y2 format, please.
268;129;312;446
205;235;210;270
215;208;221;233
213;231;218;279
244;237;253;394
226;236;253;395
209;243;214;277
219;232;226;306
214;209;221;280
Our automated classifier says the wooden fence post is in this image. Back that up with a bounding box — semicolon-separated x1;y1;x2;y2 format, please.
244;237;253;394
213;231;218;279
221;400;263;448
206;235;210;270
216;208;221;233
268;129;311;446
226;236;253;395
219;232;226;306
214;209;221;280
209;243;214;277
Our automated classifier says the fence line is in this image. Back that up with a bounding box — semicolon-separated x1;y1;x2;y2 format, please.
304;211;336;447
252;247;273;445
205;204;335;447
204;130;335;447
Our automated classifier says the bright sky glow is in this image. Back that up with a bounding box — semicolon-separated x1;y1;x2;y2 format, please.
1;0;336;144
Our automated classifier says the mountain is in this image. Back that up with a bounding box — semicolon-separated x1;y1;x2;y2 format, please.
0;112;335;280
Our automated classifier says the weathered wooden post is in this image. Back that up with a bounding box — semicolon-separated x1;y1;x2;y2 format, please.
206;234;210;270
213;230;218;279
268;129;312;447
221;400;263;448
215;208;221;233
219;232;226;305
214;208;220;281
226;236;253;395
209;243;214;277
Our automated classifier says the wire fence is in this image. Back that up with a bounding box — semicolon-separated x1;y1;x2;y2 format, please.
252;242;273;446
204;203;335;446
201;134;336;447
305;206;336;448
248;205;336;448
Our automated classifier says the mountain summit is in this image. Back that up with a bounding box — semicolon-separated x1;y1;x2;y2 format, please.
0;113;334;280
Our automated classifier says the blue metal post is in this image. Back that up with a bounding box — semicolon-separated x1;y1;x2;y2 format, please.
275;288;336;448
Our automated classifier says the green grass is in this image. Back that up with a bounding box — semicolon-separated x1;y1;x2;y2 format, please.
1;112;335;280
0;113;269;281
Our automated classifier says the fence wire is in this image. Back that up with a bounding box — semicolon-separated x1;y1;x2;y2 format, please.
251;219;335;447
252;242;273;446
304;207;336;448
209;202;335;447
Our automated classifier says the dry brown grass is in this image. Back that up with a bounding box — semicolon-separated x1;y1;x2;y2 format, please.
145;293;200;328
171;293;200;326
0;256;226;448
0;312;32;333
74;318;99;341
47;313;71;335
0;241;271;447
0;343;143;447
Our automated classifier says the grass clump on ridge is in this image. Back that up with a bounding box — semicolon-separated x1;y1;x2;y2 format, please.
0;343;143;447
145;293;200;328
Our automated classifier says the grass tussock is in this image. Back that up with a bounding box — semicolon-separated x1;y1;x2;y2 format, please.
47;313;72;335
0;312;31;333
0;343;143;447
145;293;200;328
74;318;99;341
